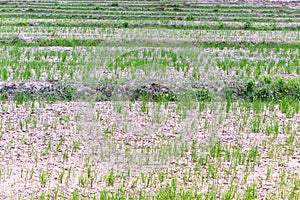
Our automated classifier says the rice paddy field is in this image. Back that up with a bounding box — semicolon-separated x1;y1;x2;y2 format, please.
0;0;300;199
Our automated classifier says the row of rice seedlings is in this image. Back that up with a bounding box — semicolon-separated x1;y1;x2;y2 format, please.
206;45;299;77
2;2;297;14
1;44;297;81
88;45;298;80
8;8;297;20
107;48;190;79
216;58;300;78
0;0;294;7
210;44;299;62
0;37;298;61
0;59;78;81
0;47;90;80
5;46;86;63
1;27;299;44
3;6;298;21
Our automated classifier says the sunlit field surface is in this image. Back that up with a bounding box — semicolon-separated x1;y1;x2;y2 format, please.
0;0;299;199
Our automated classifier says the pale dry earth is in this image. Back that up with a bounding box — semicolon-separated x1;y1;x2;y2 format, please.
0;101;299;198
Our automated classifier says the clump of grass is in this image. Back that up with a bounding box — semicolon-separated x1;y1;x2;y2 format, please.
226;76;300;101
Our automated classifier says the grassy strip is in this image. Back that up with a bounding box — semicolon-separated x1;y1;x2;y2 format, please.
0;1;297;10
0;37;105;46
1;77;299;104
0;81;211;103
2;20;299;31
0;36;299;48
0;83;76;104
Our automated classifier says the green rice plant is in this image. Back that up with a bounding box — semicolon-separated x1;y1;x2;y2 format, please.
253;101;264;114
288;179;300;199
72;140;80;152
205;187;217;200
266;166;272;180
286;131;295;145
14;91;33;104
61;51;68;62
250;116;261;133
222;189;234;200
280;98;299;118
1;67;8;81
56;136;64;153
279;98;291;116
140;95;150;114
87;166;95;188
244;184;257;200
71;190;80;200
23;65;32;80
34;153;38;167
39;192;46;200
247;146;259;163
63;150;69;161
0;92;8;101
210;141;222;159
178;138;187;158
280;169;286;186
103;124;116;138
58;170;64;184
152;102;163;123
39;169;48;187
106;170;115;187
266;119;279;138
198;101;206;112
207;164;218;179
191;139;197;163
78;174;87;188
232;146;246;165
224;147;231;162
226;98;231;114
158;172;165;183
